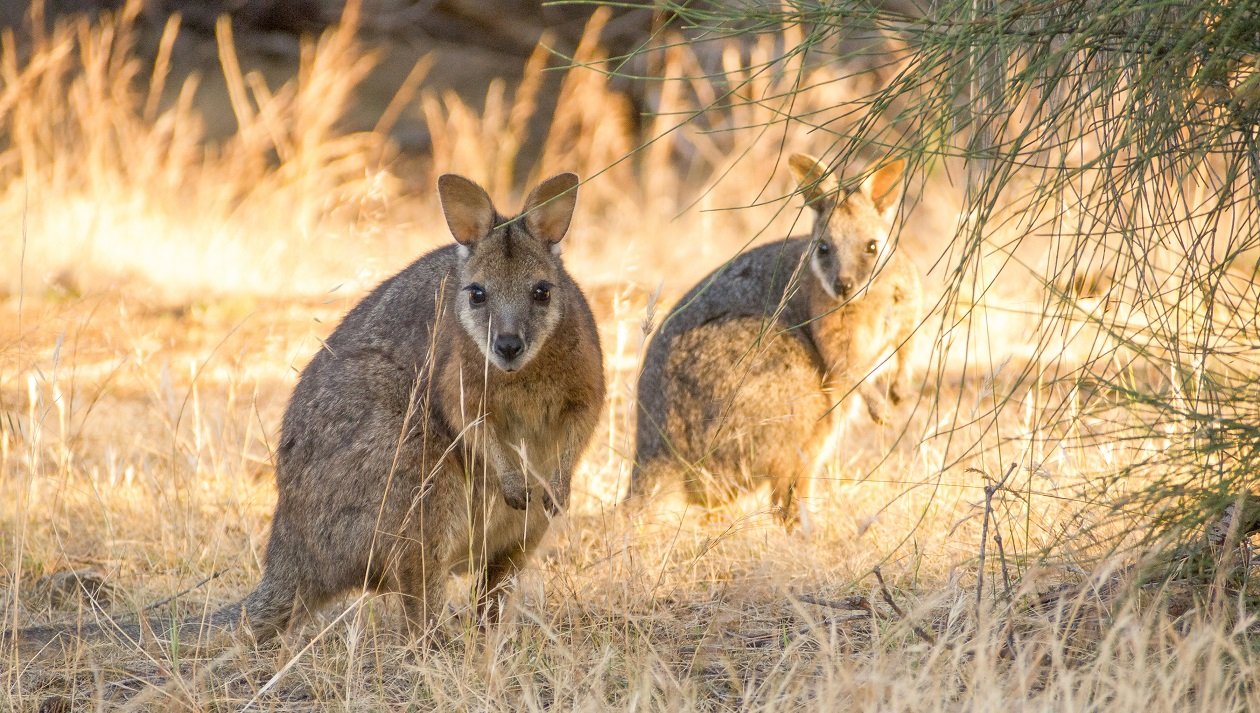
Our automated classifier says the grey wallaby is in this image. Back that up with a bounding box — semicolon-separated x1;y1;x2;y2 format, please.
7;172;605;652
631;154;921;529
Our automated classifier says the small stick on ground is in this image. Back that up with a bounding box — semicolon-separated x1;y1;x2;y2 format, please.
141;569;229;613
993;522;1017;658
793;593;875;614
873;567;937;646
972;463;1017;621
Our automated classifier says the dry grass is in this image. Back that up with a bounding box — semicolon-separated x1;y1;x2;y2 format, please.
2;2;1259;711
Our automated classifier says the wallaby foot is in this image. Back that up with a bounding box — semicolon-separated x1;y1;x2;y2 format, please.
771;479;803;532
401;596;449;651
400;614;448;660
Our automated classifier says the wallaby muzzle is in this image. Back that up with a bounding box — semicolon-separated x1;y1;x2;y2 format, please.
494;333;525;364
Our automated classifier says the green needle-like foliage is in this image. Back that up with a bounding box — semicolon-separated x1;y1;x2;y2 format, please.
603;0;1260;562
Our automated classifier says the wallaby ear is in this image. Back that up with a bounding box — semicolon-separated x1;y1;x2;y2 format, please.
522;172;579;244
861;158;906;220
437;174;497;246
788;153;838;208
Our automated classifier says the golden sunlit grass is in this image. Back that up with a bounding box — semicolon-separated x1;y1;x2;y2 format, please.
3;2;1259;711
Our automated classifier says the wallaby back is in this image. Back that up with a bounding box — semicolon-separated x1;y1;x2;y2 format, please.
650;314;832;526
633;238;817;479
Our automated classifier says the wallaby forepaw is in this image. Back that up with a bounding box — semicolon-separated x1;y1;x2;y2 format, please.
502;480;530;511
542;491;565;516
888;384;904;406
866;402;888;426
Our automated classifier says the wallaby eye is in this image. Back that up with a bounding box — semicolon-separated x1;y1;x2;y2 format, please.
466;284;487;306
816;241;831;255
532;282;552;304
865;240;878;255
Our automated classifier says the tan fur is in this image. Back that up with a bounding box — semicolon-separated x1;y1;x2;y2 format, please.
657;318;831;526
632;155;922;529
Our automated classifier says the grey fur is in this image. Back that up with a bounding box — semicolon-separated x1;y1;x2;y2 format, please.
7;173;605;653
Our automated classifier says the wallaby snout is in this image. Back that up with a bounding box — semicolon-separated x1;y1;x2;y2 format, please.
493;333;525;363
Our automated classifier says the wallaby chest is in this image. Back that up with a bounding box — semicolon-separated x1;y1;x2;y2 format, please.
809;285;896;380
438;325;591;467
486;372;575;457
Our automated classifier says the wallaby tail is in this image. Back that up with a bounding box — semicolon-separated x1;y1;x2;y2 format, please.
2;574;298;657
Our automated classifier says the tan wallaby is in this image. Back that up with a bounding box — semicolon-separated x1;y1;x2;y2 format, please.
631;155;921;529
7;173;605;652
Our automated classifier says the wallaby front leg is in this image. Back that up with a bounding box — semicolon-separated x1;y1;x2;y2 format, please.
890;343;918;408
487;436;531;511
859;381;891;425
541;427;586;515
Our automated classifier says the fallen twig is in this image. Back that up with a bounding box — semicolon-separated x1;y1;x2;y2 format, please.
793;593;875;614
141;569;230;613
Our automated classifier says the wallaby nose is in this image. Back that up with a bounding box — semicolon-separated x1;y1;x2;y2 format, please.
836;277;855;297
493;334;524;361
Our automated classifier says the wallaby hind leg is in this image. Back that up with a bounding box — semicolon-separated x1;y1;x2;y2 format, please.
770;477;801;531
393;548;451;645
477;543;534;626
